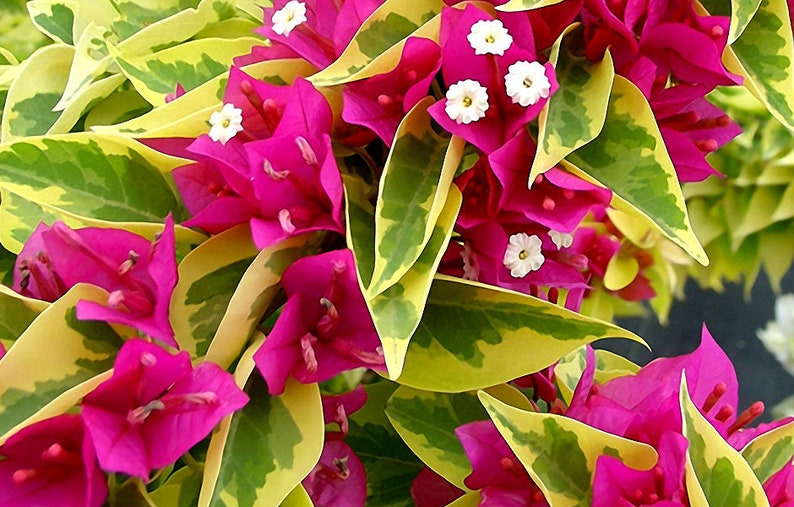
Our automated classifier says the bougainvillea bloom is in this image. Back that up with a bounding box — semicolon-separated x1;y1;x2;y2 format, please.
172;73;345;249
503;232;544;277
322;386;368;437
80;339;248;480
0;414;107;507
254;249;385;395
303;439;367;507
13;217;178;346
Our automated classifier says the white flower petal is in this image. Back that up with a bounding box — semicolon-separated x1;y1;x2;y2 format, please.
208;103;244;144
445;79;489;124
549;230;573;250
272;0;307;36
467;19;513;56
503;233;544;278
504;60;552;107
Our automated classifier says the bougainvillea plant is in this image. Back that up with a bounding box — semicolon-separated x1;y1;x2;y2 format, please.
1;0;794;505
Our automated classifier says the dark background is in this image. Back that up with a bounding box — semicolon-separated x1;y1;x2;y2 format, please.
600;269;794;422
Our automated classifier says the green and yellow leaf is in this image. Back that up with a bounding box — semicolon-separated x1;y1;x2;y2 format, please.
309;0;444;86
170;225;259;358
26;0;78;44
0;284;123;439
369;98;461;297
150;466;203;507
395;275;645;392
680;375;770;507
530;32;614;181
496;0;567;11
566;75;708;265
742;419;794;484
480;391;658;507
200;334;324;507
279;485;314;507
54;21;112;112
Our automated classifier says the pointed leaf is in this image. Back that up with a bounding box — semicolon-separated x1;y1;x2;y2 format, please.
200;335;324;507
1;44;72;140
346;382;424;507
496;0;567;11
742;420;794;484
0;284;123;438
112;37;261;106
530;34;614;181
53;21;112;112
479;391;658;507
169;225;259;358
727;0;794;132
149;466;202;507
371;185;461;378
309;0;444;86
344;174;377;289
566;75;707;265
0;285;48;345
369;98;461;297
680;375;770;507
203;234;309;369
395;275;646;392
26;0;78;44
279;485;314;507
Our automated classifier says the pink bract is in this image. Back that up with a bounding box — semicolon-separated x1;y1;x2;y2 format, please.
80;339;248;480
0;414;107;507
254;249;385;395
13;216;178;346
303;439;367;507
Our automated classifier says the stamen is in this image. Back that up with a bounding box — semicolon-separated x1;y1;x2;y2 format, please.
542;196;556;211
695;139;719;152
702;382;727;413
301;334;318;373
41;443;65;460
127;400;166;425
278;209;296;234
715;404;735;422
317;297;340;335
184;392;218;405
335;403;349;436
263;159;290;180
295;136;318;166
377;94;395;108
140;351;157;367
118;250;140;275
728;401;764;435
12;469;36;483
333;456;350;480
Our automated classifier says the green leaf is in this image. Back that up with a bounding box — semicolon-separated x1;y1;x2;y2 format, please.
279;485;314;507
728;0;794;132
742;420;794;484
554;347;639;405
27;0;77;44
531;37;614;182
309;0;443;86
0;284;123;440
479;391;658;507
0;133;189;252
170;225;259;359
566;75;708;265
386;387;484;489
680;375;770;507
1;43;72;139
0;285;48;346
395;275;646;392
150;466;203;507
369;98;461;297
53;21;112;113
346;382;424;507
112;37;260;105
203;234;308;369
370;184;461;378
200;335;324;507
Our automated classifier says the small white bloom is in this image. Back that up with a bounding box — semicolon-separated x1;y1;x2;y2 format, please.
758;293;794;375
271;0;307;36
467;19;513;56
549;230;573;250
208;103;243;144
445;79;489;124
460;242;480;281
503;233;544;278
504;60;552;107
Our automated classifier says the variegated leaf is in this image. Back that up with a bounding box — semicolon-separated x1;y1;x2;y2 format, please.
1;44;72;140
727;0;794;132
566;75;708;265
26;0;78;44
369;98;461;297
479;391;658;507
150;466;203;507
0;285;48;350
54;21;112;112
309;0;444;86
554;347;640;405
279;485;313;507
0;284;123;439
680;375;770;507
395;275;645;392
531;37;614;182
203;234;309;369
742;420;794;484
170;225;259;358
496;0;567;11
200;334;324;507
112;37;261;105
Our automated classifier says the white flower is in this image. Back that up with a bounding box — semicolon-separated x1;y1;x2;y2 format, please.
272;0;307;36
467;19;513;56
460;242;480;281
549;230;573;250
445;79;489;124
758;293;794;375
208;103;243;145
504;60;552;107
503;233;544;278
